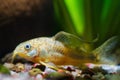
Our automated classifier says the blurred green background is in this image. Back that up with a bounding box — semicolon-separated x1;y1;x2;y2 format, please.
53;0;120;49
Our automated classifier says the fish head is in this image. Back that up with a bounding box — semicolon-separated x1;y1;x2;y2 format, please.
12;39;41;62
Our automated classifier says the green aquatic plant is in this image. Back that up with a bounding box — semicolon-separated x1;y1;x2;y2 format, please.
0;64;10;74
53;0;120;49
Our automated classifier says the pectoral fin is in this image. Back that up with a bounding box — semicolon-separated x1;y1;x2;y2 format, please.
39;61;59;71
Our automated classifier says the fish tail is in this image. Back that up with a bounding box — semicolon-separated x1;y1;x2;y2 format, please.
92;36;119;59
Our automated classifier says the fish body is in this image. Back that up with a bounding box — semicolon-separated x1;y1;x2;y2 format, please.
12;31;120;66
13;31;96;66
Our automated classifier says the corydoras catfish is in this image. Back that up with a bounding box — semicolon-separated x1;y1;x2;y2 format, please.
12;31;120;67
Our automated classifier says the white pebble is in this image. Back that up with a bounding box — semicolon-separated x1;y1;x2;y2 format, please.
36;74;43;80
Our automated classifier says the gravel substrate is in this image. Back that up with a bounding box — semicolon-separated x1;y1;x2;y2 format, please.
0;62;120;80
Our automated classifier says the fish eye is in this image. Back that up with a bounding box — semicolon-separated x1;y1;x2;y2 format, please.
25;44;31;50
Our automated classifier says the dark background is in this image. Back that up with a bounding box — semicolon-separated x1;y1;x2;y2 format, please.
0;0;61;58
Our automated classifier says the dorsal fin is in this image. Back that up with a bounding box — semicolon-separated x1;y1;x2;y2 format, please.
53;31;96;60
53;31;84;49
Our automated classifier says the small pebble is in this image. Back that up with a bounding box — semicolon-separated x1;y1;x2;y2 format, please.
44;67;56;74
12;63;25;72
24;64;32;71
29;68;42;76
45;71;73;80
3;63;15;70
71;69;82;78
36;74;43;80
92;73;105;80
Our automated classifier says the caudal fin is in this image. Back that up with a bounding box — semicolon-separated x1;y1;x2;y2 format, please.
92;36;119;63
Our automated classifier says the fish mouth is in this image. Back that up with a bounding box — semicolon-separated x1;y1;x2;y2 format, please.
19;49;37;58
17;52;41;63
12;49;37;62
11;52;32;63
17;52;33;61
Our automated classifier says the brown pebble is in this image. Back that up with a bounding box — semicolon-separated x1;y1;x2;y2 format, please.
12;63;25;72
29;68;42;76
